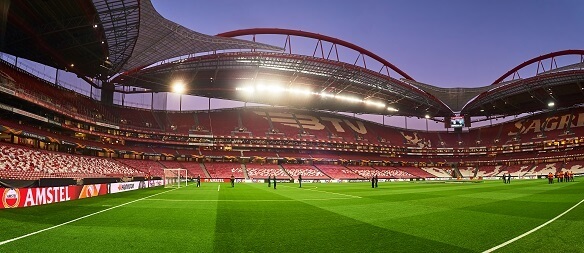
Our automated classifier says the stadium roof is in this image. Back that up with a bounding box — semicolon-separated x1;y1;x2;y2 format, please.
2;1;584;119
0;0;280;79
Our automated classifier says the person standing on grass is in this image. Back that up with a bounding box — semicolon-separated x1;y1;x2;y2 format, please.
196;174;201;188
273;174;277;189
507;173;511;184
375;175;379;188
268;175;271;187
371;176;375;188
548;172;554;184
230;174;235;188
502;173;506;184
298;174;302;188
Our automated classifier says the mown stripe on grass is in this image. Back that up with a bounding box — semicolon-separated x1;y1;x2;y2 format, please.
280;184;362;198
144;197;356;202
482;197;584;253
211;186;470;252
0;188;177;246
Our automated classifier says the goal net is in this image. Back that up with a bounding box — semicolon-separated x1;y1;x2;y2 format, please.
164;169;188;188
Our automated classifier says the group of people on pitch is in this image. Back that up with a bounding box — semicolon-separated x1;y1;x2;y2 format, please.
547;171;574;184
266;175;282;189
501;173;512;184
371;175;379;188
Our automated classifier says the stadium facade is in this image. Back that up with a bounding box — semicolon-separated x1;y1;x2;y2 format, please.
1;0;584;185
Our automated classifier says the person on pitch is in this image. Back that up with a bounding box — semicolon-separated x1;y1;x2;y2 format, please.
371;176;375;189
502;173;507;184
196;174;201;188
298;174;302;188
273;174;277;189
548;172;554;184
375;175;379;188
268;175;271;187
230;174;235;188
506;173;511;184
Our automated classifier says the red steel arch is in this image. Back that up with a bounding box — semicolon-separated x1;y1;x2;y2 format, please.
217;28;415;81
492;49;584;85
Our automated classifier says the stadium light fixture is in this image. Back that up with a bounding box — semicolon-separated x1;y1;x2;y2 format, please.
548;102;555;107
319;92;335;98
336;95;361;103
172;81;186;94
387;107;399;112
289;87;312;96
236;86;255;93
364;100;386;108
425;114;430;119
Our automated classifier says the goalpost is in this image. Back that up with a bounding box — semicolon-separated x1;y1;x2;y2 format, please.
164;168;188;188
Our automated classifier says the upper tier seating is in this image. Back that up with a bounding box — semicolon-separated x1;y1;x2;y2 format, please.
346;166;386;178
115;159;165;177
0;143;141;180
181;162;208;178
315;165;362;179
529;163;562;176
209;110;240;136
373;166;417;179
398;167;436;178
204;163;244;178
565;160;584;174
421;167;453;178
281;164;330;179
245;164;290;179
475;165;503;177
458;167;475;177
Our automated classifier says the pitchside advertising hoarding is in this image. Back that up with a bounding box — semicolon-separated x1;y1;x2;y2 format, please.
1;184;107;209
1;180;164;209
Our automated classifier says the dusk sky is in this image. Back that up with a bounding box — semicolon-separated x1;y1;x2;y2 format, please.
5;0;583;130
152;0;584;87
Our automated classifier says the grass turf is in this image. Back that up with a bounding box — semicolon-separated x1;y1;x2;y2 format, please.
1;179;583;252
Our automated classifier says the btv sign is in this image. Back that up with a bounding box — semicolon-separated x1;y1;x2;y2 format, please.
257;112;368;134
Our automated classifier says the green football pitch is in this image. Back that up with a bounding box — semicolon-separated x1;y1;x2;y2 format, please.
1;179;583;253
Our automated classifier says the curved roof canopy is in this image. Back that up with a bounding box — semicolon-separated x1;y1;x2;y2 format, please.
3;1;584;120
0;0;280;78
114;29;453;117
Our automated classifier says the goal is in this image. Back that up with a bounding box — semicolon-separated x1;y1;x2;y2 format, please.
164;169;188;188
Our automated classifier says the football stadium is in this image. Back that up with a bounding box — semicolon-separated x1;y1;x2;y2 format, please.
1;1;584;252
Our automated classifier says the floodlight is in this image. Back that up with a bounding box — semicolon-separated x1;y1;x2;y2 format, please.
425;115;430;119
548;102;555;107
172;81;185;94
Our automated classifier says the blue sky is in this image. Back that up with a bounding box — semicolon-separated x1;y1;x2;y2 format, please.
5;0;582;130
152;0;584;87
147;0;584;129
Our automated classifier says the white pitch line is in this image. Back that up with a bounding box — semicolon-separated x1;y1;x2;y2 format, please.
0;189;177;246
282;185;362;199
217;185;220;192
144;197;355;202
482;197;584;253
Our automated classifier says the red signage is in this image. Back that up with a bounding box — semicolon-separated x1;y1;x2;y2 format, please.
0;184;107;209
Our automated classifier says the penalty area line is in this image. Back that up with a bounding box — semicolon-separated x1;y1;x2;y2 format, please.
281;185;362;199
482;197;584;253
0;188;177;247
145;197;356;202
